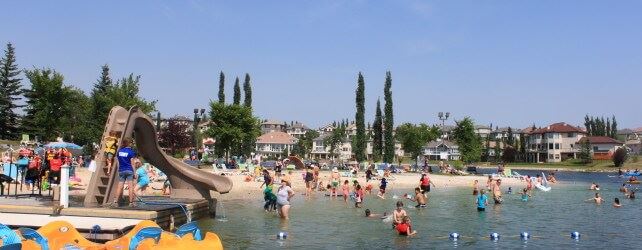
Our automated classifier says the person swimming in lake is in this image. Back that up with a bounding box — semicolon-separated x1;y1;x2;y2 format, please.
613;198;622;208
525;175;533;194
406;187;427;208
547;173;557;183
472;179;479;195
364;209;385;218
626;191;636;199
476;189;489;211
377;178;388;199
589;182;598;190
486;175;493;190
396;216;417;236
276;180;294;219
392;201;408;227
620;184;628;193
342;180;350;203
519;188;531;202
330;167;341;197
586;193;603;204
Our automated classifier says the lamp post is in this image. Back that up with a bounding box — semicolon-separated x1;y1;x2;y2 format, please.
193;108;206;149
438;112;450;139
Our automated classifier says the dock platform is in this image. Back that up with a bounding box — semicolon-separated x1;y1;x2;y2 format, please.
0;196;214;241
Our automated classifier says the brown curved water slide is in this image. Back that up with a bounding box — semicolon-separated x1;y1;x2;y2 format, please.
84;106;232;207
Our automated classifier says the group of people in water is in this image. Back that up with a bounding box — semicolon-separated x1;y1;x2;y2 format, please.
588;180;636;207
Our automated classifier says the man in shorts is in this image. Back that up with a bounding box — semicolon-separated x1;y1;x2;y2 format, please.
109;137;137;207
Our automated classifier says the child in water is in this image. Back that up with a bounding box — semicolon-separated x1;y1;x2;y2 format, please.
519;188;531;202
263;183;277;212
476;189;489;211
355;184;364;208
395;216;417;236
472;180;479;195
342;180;350;203
377;178;388;199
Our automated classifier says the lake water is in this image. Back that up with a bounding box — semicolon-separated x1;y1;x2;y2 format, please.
199;171;641;249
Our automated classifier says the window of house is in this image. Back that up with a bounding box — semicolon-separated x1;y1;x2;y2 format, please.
547;133;553;139
548;143;554;150
567;133;574;137
593;146;598;151
570;144;574;148
555;143;560;149
548;154;554;159
555;154;560;159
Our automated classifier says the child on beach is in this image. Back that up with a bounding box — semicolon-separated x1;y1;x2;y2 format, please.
377;178;388;199
355;184;364;208
395;216;416;236
104;131;118;175
342;180;350;203
476;189;489;211
519;188;530;202
134;159;149;196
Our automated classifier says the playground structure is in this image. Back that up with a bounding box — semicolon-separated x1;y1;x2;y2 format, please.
84;106;233;208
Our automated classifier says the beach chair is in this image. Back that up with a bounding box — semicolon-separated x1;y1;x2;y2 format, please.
18;228;49;250
0;224;21;250
176;222;202;241
129;227;162;250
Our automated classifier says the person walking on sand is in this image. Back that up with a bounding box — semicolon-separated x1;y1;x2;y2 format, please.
276;180;294;219
109;137;138;208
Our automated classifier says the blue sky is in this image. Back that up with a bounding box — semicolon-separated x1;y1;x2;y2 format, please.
1;1;641;129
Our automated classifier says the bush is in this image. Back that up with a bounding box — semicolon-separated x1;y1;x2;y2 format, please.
501;147;517;163
612;147;628;167
631;154;639;163
452;160;464;170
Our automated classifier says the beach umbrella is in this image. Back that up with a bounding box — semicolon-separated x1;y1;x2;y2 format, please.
44;141;82;150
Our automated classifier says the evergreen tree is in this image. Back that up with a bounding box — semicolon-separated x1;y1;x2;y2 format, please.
578;138;593;164
218;71;225;104
243;73;252;108
584;115;591;136
493;140;501;162
383;71;395;163
233;77;241;105
0;43;22;139
353;72;367;162
372;98;383;162
89;64;114;140
589;117;596;136
604;117;613;137
611;115;618;139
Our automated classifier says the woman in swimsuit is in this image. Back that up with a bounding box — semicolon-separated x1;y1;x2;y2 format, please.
276;180;295;219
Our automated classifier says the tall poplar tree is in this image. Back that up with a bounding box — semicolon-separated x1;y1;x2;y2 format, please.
0;43;22;139
383;71;395;163
233;77;241;105
218;71;225;104
372;98;383;162
611;115;618;139
243;73;252;108
353;72;366;162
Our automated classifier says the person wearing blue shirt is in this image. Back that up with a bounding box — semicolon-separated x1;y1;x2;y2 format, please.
476;189;489;212
110;137;138;208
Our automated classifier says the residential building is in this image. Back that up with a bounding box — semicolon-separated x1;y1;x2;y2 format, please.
490;127;521;141
260;119;286;134
577;136;624;160
618;128;642;154
475;125;492;139
285;121;310;138
525;122;587;163
311;133;331;159
423;140;460;161
255;131;297;158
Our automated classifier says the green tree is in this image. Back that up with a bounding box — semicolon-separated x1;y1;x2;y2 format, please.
372;99;383;162
611;115;618;139
395;123;439;165
107;74;156;113
584;115;592;136
88;64;114;140
493;140;501;162
606;117;611;138
383;71;395;163
0;43;22;139
452;117;482;163
612;147;627;167
207;102;260;158
325;125;346;160
218;71;225;104
506;127;514;146
501;146;517;163
233;77;241;105
243;73;252;108
352;72;367;162
578;138;593;164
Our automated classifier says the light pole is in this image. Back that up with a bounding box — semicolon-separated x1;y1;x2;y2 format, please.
193;108;206;149
438;112;450;139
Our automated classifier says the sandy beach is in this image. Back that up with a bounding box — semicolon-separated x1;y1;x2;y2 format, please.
66;167;548;202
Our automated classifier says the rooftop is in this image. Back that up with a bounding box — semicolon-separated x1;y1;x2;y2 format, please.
261;119;284;125
578;136;623;145
529;122;585;134
256;131;297;144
